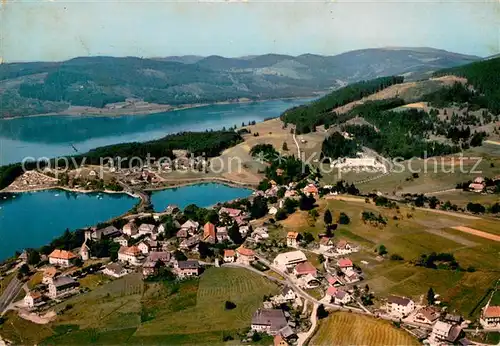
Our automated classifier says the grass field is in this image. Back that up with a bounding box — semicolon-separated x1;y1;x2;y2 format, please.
2;267;279;345
310;312;419;346
279;198;500;318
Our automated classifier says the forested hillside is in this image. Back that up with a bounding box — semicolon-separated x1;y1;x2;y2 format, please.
429;57;500;113
0;48;479;118
281;76;404;134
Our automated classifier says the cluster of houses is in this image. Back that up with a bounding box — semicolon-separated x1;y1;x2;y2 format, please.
24;253;81;309
383;295;469;344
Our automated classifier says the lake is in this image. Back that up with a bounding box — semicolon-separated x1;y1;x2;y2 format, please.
0;98;313;165
0;183;252;259
151;183;252;211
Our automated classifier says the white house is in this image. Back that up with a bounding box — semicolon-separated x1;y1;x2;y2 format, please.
251;309;288;335
430;321;462;344
42;267;58;285
24;291;43;309
273;286;296;304
113;236;129;247
102;262;128;278
335;240;355;255
334;290;351;305
137;241;151;255
180;220;199;235
80;243;90;261
122;221;138;236
48;276;79;299
273;251;307;270
138;224;156;236
319;237;333;252
481;306;500;328
48;249;77;267
387;296;415;318
268;207;278;216
414;307;440;325
117;245;143;265
223;249;235;263
286;232;299;248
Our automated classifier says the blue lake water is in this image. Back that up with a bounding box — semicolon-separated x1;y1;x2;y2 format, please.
0;183;252;259
151;183;252;212
0;190;137;259
0;98;313;165
0;98;307;259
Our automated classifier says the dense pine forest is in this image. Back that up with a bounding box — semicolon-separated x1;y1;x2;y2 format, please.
280;76;404;134
430;57;500;114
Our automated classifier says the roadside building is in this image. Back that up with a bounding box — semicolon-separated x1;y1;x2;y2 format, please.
24;291;43;309
387;295;415;318
430;321;462;344
102;262;128;278
334;290;351;305
48;249;77;267
293;261;317;277
48;276;79;299
251;308;288;335
480;306;500;328
174;260;200;278
236;246;255;265
414;307;440;325
273;251;307;271
223;249;236;263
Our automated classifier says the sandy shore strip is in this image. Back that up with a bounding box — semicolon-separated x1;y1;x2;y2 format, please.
451;226;500;242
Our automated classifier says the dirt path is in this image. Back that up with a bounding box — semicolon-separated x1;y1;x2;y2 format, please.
451;226;500;242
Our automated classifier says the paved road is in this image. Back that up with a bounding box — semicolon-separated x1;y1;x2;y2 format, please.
0;276;23;315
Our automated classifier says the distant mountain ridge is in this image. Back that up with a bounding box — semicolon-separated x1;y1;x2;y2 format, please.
0;47;481;118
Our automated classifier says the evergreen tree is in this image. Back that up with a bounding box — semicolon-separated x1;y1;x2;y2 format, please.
427;287;435;305
324;209;333;225
228;222;243;244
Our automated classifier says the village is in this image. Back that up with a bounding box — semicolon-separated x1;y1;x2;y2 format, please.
4;176;499;346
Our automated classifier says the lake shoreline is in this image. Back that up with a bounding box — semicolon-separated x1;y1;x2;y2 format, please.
0;95;317;121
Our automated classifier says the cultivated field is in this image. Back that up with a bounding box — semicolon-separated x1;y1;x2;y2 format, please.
310;312;419;346
8;268;279;345
279;198;500;318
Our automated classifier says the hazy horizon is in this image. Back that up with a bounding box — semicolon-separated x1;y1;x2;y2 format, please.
1;0;499;63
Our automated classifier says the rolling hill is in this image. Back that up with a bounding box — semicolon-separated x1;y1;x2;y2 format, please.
0;47;480;118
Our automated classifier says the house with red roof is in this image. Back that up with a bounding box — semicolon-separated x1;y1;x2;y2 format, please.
219;207;242;218
326;285;338;298
203;222;216;244
286;232;299;248
236;246;255;265
481;305;500;328
326;274;343;287
117;245;143;265
337;258;353;270
24;291;43;309
303;184;319;196
48;249;77;267
223;249;236;263
293;261;317;277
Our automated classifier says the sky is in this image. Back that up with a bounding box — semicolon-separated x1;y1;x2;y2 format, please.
1;0;499;62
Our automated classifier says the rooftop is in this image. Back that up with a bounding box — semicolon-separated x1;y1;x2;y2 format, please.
388;295;413;306
49;249;77;260
484;306;500;318
177;260;200;269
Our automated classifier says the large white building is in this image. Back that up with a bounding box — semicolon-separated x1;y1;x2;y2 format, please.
48;249;77;267
273;251;307;271
330;155;387;173
387;295;415;318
